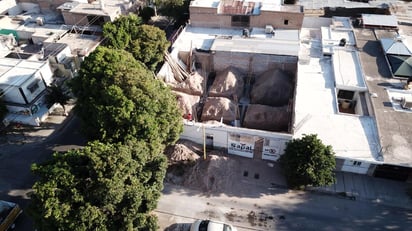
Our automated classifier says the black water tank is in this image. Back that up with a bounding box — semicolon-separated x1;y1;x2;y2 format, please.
339;38;346;46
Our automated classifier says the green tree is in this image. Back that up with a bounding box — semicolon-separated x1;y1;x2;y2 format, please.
103;15;169;71
280;134;336;189
102;13;142;50
70;47;182;145
45;85;71;116
28;140;166;231
129;25;170;71
157;0;190;26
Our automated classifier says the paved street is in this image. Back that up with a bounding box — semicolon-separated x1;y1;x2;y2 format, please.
157;183;412;231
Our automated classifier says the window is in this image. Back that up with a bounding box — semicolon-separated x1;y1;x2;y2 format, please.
27;79;40;93
337;89;355;100
231;15;250;27
353;161;362;166
284;19;289;25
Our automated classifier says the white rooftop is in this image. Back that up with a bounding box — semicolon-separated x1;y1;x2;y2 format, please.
172;26;299;56
332;48;367;91
296;28;380;163
362;14;398;28
0;58;46;87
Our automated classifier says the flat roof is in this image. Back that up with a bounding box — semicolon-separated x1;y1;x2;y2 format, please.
173;26;299;56
296;27;380;163
355;27;412;167
190;0;301;12
0;58;47;86
362;14;398;28
332;48;367;91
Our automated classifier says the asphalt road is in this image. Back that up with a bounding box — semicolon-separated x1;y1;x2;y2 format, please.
0;116;86;231
157;183;412;231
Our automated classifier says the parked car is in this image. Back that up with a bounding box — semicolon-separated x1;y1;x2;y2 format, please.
0;200;22;231
190;219;237;231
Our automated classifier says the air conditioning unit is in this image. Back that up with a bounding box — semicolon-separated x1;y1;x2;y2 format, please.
401;95;412;109
265;25;274;34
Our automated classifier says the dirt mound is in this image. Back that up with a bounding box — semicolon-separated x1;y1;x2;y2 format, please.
168;71;205;96
174;91;200;117
165;140;237;192
201;97;236;124
209;67;245;99
250;68;294;107
165;143;201;163
243;104;290;132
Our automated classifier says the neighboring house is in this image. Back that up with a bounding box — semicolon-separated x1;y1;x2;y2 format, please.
0;58;53;126
189;0;304;29
0;1;103;126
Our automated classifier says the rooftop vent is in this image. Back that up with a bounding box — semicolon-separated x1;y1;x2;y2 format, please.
401;95;412;109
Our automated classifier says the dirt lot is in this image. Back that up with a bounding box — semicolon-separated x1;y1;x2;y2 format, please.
164;140;239;193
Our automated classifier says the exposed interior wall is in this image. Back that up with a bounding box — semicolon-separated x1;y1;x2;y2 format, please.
212;51;297;74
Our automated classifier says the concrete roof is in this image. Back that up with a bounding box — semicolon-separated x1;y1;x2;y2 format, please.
298;0;398;9
296;28;381;163
355;27;412;167
0;58;46;87
173;26;299;56
362;14;398;28
332;47;367;91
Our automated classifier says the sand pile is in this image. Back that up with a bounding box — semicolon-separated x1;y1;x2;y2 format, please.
209;67;245;99
165;142;200;164
250;69;294;107
201;97;236;124
174;91;200;116
243;104;290;132
165;140;237;192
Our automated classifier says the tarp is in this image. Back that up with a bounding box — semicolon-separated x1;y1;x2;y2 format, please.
387;54;412;78
0;29;18;40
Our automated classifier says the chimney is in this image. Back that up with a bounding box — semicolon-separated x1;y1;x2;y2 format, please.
100;0;105;10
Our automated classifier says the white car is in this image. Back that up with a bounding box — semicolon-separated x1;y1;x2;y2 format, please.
190;220;237;231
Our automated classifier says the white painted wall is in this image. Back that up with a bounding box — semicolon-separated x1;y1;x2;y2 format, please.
341;159;370;174
180;121;292;159
0;84;25;104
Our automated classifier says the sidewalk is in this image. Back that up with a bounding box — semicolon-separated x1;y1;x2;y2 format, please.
229;156;412;210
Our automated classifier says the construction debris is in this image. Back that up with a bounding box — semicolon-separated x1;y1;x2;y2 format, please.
209;66;245;99
201;97;236;124
243;104;290;132
250;68;294;107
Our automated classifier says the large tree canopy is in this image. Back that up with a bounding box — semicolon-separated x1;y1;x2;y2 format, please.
28;140;166;231
129;25;169;71
102;13;142;50
103;15;169;71
70;46;182;144
280;134;336;189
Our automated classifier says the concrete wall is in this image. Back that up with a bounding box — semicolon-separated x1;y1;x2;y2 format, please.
341;158;370;174
250;11;303;29
0;84;26;104
213;51;297;74
180;121;292;160
189;6;304;29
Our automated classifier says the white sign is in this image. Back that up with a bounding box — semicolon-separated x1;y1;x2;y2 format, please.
228;133;254;158
262;138;286;161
